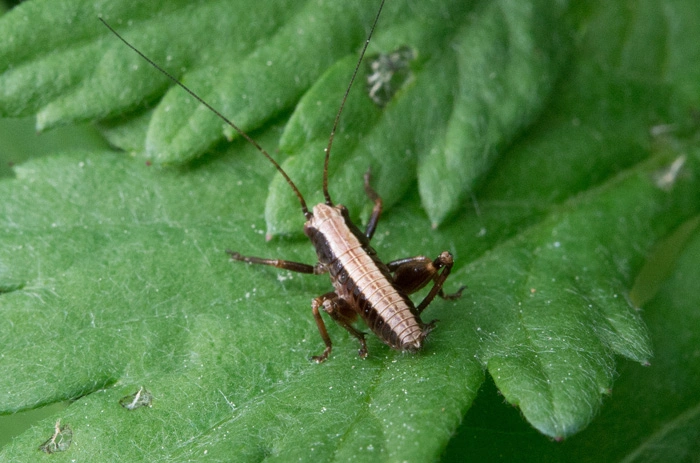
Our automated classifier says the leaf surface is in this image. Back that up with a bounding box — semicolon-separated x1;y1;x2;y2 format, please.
0;139;485;461
0;0;568;231
444;218;700;462
1;0;700;460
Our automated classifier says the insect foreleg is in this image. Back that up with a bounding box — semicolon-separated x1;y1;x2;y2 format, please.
388;252;465;313
311;292;367;363
362;169;383;240
226;250;326;275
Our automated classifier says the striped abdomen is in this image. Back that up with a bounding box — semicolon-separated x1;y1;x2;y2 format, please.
305;203;428;351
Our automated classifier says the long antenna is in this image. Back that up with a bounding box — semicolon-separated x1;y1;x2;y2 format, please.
99;17;312;219
322;0;386;206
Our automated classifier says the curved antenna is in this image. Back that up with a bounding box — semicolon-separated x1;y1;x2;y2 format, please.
322;0;386;206
99;18;312;220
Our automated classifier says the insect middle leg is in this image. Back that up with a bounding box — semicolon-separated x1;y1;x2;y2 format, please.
388;252;466;313
311;292;367;363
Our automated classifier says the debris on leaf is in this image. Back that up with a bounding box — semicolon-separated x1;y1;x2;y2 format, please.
119;386;154;410
38;420;72;454
366;46;416;107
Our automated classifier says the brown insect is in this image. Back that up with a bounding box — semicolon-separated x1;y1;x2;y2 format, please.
102;0;463;362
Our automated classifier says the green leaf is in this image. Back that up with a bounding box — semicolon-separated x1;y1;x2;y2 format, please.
2;0;700;460
466;154;696;436
416;0;570;227
266;0;570;234
564;220;700;462
0;138;484;461
0;0;568;232
0;117;108;179
444;219;700;461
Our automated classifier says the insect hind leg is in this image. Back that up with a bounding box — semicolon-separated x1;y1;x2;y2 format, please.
311;292;367;363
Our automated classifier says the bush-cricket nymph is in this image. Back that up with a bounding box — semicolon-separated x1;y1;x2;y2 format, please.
101;0;464;362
